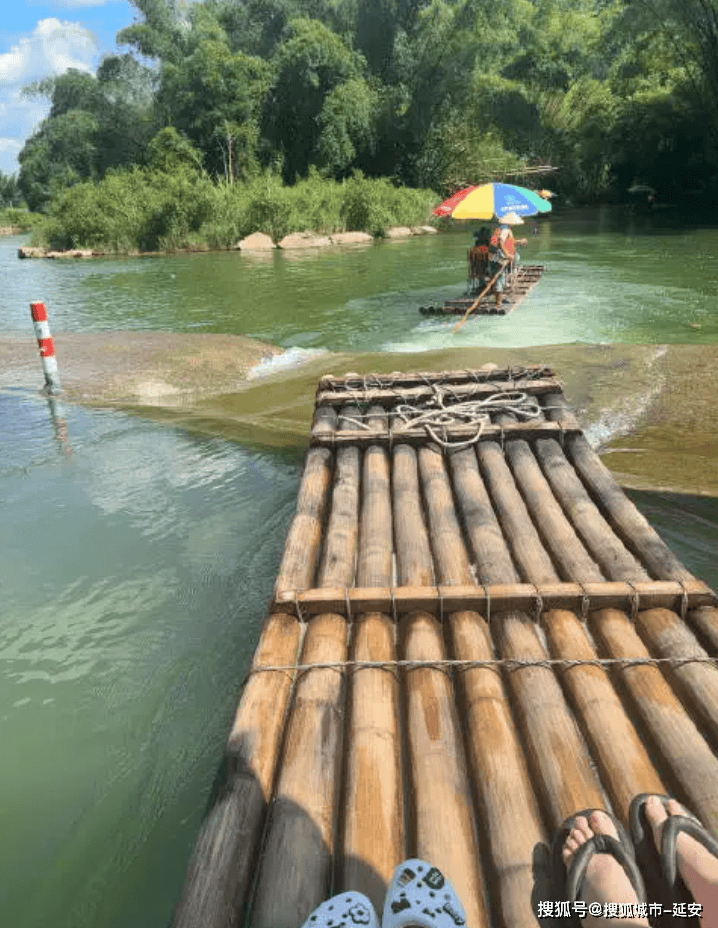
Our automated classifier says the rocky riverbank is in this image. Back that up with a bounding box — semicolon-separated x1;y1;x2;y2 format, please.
17;226;437;259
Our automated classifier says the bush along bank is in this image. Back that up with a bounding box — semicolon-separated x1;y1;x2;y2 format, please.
26;167;439;255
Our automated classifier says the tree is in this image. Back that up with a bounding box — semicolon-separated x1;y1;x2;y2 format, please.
157;8;271;179
0;171;23;208
18;112;99;211
261;17;366;180
315;77;379;176
117;0;190;64
146;126;204;173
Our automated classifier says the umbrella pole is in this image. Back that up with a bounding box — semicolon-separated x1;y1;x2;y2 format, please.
452;262;508;334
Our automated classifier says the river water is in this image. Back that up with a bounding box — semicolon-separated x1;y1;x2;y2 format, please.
2;207;718;928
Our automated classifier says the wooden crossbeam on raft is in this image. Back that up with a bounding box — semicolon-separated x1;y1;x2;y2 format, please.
272;580;717;619
317;364;555;391
315;375;561;408
309;419;583;447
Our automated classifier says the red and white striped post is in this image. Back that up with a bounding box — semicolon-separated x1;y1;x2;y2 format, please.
30;300;61;394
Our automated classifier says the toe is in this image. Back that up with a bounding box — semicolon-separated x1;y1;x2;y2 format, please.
573;815;593;840
645;795;669;828
644;795;669;854
665;798;695;820
588;810;618;840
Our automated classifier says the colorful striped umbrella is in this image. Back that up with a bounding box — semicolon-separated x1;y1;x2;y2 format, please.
433;182;552;220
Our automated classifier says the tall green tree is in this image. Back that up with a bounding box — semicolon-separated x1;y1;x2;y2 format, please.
157;8;271;179
261;17;368;180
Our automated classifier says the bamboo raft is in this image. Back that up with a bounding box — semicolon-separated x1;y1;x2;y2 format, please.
173;365;718;928
420;265;545;316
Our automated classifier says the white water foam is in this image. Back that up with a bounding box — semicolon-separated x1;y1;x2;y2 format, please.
582;344;667;450
247;346;328;379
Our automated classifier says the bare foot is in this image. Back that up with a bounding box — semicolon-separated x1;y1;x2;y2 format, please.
562;811;649;928
644;796;718;926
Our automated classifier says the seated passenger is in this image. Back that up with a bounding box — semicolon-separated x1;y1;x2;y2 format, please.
467;226;491;293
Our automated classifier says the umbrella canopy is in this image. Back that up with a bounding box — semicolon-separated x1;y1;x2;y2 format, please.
433;182;552;220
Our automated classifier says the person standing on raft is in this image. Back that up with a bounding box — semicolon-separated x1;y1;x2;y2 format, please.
490;215;528;306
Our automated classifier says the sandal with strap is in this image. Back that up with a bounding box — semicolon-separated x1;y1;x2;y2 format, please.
553;808;647;924
382;859;466;928
630;793;718;898
299;891;380;928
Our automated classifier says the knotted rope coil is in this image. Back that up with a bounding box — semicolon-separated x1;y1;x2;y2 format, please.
336;385;544;450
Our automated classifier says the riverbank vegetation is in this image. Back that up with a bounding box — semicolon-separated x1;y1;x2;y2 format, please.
6;0;718;250
34;162;436;251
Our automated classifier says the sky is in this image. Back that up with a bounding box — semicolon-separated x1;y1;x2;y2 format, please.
0;0;137;175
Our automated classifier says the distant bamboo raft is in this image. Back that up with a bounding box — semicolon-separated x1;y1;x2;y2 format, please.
173;364;718;928
420;265;545;316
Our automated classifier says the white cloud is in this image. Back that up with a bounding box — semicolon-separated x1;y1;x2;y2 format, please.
50;0;119;7
0;19;99;175
0;18;98;85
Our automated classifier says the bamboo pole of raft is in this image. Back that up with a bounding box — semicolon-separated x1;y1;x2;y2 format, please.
632;608;718;743
686;606;718;654
495;412;606;583
172;613;303;928
448;443;664;825
452;261;508;334
540;393;694;582
340;404;404;915
531;434;650;582
251;406;352;928
539;608;666;823
461;440;606;829
418;444;550;928
589;608;718;835
173;421;335;928
391;442;486;928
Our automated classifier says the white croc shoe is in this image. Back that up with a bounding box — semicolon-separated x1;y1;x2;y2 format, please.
300;891;380;928
382;859;466;928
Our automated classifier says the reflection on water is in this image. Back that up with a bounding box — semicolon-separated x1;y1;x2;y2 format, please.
2;206;718;927
0;391;300;928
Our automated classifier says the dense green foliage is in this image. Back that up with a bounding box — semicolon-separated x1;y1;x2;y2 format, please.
12;0;718;248
31;168;436;251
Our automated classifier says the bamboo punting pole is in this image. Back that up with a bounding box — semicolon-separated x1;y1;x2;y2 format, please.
418;444;548;928
496;413;605;583
341;404;404;914
589;608;718;835
532;434;650;582
633;608;718;743
172;613;303;928
393;442;486;928
452;261;508;333
541;394;694;582
540;608;665;825
251;408;352;928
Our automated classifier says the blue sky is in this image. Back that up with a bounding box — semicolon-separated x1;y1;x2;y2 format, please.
0;0;138;175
